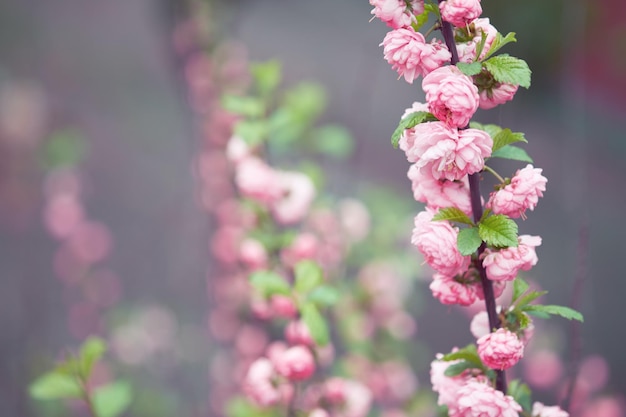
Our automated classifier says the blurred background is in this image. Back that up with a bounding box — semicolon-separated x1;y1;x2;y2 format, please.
1;0;625;416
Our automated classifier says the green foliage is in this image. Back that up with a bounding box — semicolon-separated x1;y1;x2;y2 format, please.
432;207;474;225
29;373;82;400
492;129;527;153
307;285;340;307
413;2;440;30
225;396;275;417
249;270;291;297
391;111;437;148
483;54;531;88
294;260;323;294
221;95;266;118
250;60;281;97
474;31;488;61
457;227;482;256
456;62;482;76
41;129;86;169
79;337;107;377
511;277;530;304
233;119;269;146
490;145;534;163
443;361;479;377
478;214;518;248
441;344;482;366
312;125;354;158
507;380;532;412
92;381;133;417
469;122;502;139
482;32;517;61
521;304;584;322
301;302;330;346
513;290;549;309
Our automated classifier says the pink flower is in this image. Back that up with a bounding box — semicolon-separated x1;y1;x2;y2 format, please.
273;346;316;381
477;328;524;370
407;164;473;214
370;0;424;29
243;358;282;406
281;233;319;267
430;356;468;408
404;122;491;181
478;82;518;109
470;310;491;339
270;295;297;318
482;235;542;282
430;273;477;306
487;164;547;219
439;0;482;28
457;18;498;63
309;409;330;417
411;209;470;276
532;402;569;417
239;238;268;270
423;66;480;128
324;378;373;417
381;28;451;84
285;320;314;347
523;350;564;390
271;171;316;225
235;157;282;205
226;135;250;163
450;380;522;417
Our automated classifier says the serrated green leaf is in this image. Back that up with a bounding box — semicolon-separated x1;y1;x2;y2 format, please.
250;60;281;96
507;380;532;412
307;285;340;307
391;111;437;148
221;95;266;118
521;305;584;322
478;214;518;248
249;270;291;297
456;62;483;76
457;227;482;256
29;372;83;400
92;381;132;417
433;207;474;225
482;32;517;61
490;145;534;163
513;290;548;309
474;31;488;61
441;344;482;366
313;125;354;158
483;54;531;88
234;119;269;147
469;122;502;139
512;277;530;304
294;260;323;294
524;309;551;319
301;303;329;346
79;337;107;378
492;129;527;153
443;361;480;377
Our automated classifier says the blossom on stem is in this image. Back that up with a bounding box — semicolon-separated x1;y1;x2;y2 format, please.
271;170;316;225
482;235;542;282
369;0;424;29
285;320;314;347
430;355;470;409
478;82;519;109
430;273;477;306
456;18;498;63
243;358;282;406
423;66;480;128
273;345;316;381
439;0;482;28
449;380;522;417
477;328;524;370
381;28;451;84
411;209;470;277
532;402;570;417
407;164;473;215
235;157;282;205
487;164;547;219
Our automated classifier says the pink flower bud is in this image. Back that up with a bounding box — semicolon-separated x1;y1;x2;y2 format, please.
235;157;282;205
439;0;482;28
239;238;268;270
270;295;297;319
273;346;316;381
477;328;524;370
423;66;480;128
281;233;319;267
285;320;314;347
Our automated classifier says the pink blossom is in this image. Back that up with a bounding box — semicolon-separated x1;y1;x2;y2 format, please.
370;0;424;29
285;320;314;347
532;402;569;417
430;356;468;408
324;378;373;417
487;164;547;219
423;66;480;128
309;409;330;417
482;235;542;281
281;233;319;267
407;164;473;214
479;82;518;109
243;358;282;406
439;0;482;28
477;328;524;370
404;122;491;181
225;135;250;163
470;310;491;339
430;273;477;306
381;28;451;84
44;194;85;239
450;380;522;417
338;198;371;242
523;350;564;390
457;18;497;63
411;209;470;276
270;295;297;318
235;157;282;205
271;171;316;225
238;238;268;270
273;345;316;381
401;101;430;120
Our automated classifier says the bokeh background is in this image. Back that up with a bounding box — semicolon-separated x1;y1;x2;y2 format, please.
1;0;625;415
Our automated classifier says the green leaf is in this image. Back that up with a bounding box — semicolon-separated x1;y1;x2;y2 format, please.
482;32;517;61
474;30;488;61
221;95;265;118
42;129;86;169
490;145;534;163
301;303;329;346
483;54;531;88
441;344;482;366
29;372;82;400
391;111;437;148
492;129;527;153
469;122;502;139
92;381;133;417
283;82;327;120
294;260;323;294
457;227;482;256
456;62;483;76
250;60;281;96
312;125;354;158
478;214;518;248
307;285;340;307
432;207;474;225
249;270;291;297
511;277;530;304
524;309;551;319
225;396;274;417
234;119;269;147
443;361;479;377
79;337;107;378
513;290;548;309
507;380;532;412
521;305;584;322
